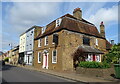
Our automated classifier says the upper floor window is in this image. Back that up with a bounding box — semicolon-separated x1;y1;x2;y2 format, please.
96;39;98;46
38;52;41;63
38;38;42;47
83;37;90;45
53;33;58;44
52;50;57;63
31;31;33;33
56;18;62;27
45;36;48;46
42;26;46;34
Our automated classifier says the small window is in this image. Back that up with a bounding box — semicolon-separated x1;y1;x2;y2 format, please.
38;39;41;47
31;31;33;33
52;50;57;63
45;36;48;46
96;55;101;62
96;39;98;46
83;37;90;45
38;52;41;63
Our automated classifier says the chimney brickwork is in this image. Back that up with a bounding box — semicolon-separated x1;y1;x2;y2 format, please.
73;8;82;20
100;21;105;38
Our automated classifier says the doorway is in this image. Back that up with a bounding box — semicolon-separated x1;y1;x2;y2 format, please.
42;53;48;69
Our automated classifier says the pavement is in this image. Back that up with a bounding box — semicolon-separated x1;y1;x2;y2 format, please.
13;64;120;83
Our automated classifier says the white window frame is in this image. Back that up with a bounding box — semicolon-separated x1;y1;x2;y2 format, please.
96;38;98;46
56;18;62;27
52;50;57;63
38;52;41;63
87;54;92;62
38;38;41;47
42;26;46;34
96;54;101;62
45;36;48;46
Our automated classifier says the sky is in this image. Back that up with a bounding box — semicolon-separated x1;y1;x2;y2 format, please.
0;1;119;52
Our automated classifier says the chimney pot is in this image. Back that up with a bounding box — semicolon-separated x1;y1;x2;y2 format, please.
101;21;104;25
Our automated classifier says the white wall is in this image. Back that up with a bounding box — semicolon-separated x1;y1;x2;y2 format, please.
19;33;26;53
25;28;35;52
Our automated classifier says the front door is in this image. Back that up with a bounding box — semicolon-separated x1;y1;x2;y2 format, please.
42;53;48;69
93;54;96;61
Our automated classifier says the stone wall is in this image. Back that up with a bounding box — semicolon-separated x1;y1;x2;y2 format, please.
33;29;107;71
76;67;115;79
61;30;107;71
33;31;63;71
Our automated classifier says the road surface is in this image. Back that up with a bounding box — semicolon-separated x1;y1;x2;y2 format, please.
2;64;78;83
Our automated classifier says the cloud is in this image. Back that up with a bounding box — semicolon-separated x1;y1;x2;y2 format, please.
4;2;60;34
2;2;61;51
2;0;119;2
87;5;118;29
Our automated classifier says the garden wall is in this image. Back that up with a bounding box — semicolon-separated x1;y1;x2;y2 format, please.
76;67;115;80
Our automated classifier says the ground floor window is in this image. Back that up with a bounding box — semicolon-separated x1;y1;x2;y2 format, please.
52;50;57;63
86;54;101;62
38;52;41;63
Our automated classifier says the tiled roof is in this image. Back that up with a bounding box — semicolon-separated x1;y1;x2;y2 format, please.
78;45;104;54
20;25;42;36
35;14;104;40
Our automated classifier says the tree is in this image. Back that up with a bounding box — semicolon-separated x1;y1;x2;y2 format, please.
72;48;85;68
104;43;120;64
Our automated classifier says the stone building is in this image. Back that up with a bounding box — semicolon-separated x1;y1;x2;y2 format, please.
11;45;19;65
33;8;112;71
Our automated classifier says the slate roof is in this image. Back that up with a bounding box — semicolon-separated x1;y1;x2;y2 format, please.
20;25;42;36
35;14;104;40
78;45;104;54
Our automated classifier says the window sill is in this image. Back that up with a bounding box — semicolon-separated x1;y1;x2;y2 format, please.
38;46;41;48
44;44;48;46
52;62;57;64
38;62;41;64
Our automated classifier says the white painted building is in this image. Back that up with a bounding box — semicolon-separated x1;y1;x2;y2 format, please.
19;33;26;53
19;26;41;65
19;33;27;64
24;28;35;65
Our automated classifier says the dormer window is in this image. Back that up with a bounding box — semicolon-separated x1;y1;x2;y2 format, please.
42;26;46;34
56;18;62;27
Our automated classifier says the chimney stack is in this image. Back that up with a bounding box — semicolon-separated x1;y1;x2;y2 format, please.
73;8;82;20
100;21;105;38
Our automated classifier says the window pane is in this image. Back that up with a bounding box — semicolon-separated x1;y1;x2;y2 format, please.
53;50;57;63
38;52;41;62
83;37;90;45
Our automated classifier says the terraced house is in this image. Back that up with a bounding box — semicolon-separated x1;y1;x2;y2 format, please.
33;8;112;71
18;26;41;65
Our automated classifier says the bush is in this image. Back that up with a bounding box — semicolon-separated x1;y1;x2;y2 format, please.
4;57;9;62
78;61;110;69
